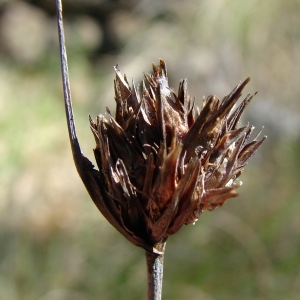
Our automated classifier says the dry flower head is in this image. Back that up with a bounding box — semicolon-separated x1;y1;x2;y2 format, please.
85;59;266;253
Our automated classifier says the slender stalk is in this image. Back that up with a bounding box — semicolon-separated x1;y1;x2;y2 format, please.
56;0;81;156
145;242;166;300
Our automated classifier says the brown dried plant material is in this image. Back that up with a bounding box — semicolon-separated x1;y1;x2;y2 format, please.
87;60;266;253
57;2;265;298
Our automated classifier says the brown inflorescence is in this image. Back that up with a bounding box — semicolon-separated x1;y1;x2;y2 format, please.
88;59;266;253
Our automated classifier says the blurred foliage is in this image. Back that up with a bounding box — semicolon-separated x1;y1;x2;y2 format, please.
0;0;300;299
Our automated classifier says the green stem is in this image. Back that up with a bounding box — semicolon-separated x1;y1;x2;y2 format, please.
145;242;166;300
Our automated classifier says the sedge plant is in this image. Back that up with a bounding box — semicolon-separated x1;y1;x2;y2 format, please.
56;1;266;299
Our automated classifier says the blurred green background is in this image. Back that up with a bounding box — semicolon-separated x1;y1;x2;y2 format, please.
0;0;300;299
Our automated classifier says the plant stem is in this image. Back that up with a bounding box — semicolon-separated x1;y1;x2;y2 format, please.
145;242;166;300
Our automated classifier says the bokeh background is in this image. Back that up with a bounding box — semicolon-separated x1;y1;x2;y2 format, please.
0;0;300;299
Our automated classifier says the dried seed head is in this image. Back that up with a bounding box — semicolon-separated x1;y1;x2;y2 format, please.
88;59;266;253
